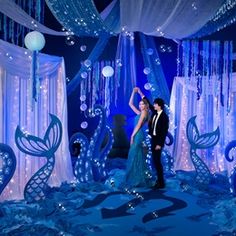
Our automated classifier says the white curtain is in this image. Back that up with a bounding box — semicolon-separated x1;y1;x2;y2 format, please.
169;74;236;175
0;40;73;201
120;0;225;39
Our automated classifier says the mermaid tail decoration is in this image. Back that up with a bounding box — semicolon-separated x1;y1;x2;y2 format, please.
186;116;220;185
0;144;16;196
70;105;114;183
225;140;236;195
15;114;62;202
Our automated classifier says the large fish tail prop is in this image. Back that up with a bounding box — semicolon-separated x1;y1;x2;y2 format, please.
15;114;62;202
186;116;220;185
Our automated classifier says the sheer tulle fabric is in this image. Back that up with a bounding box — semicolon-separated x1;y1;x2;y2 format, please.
0;40;74;201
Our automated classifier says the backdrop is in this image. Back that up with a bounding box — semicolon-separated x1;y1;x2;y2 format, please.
0;40;73;201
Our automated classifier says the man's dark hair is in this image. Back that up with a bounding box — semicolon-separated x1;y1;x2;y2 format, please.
153;98;165;109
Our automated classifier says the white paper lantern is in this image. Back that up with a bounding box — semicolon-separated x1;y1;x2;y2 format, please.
24;31;45;51
102;66;114;77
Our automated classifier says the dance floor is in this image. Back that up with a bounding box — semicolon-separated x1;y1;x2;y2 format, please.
0;159;235;236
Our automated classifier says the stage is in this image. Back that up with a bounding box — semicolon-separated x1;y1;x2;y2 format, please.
0;161;235;236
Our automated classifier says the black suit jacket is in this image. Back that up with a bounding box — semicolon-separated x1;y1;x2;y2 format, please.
144;97;169;147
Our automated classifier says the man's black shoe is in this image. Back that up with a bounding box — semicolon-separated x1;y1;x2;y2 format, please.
152;182;165;189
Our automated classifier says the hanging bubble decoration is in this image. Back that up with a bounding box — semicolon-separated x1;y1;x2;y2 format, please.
65;35;76;46
102;66;114;77
159;44;172;53
159;44;167;53
191;2;198;11
146;48;154;55
80;95;86;102
84;59;92;68
80;45;87;52
167;46;172;53
24;31;45;102
80;103;88;112
143;67;151;75
116;59;122;67
155;58;161;65
81;71;88;79
81;121;88;129
144;83;152;90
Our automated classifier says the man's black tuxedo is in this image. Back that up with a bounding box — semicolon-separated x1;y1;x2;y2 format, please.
145;97;169;187
148;111;169;147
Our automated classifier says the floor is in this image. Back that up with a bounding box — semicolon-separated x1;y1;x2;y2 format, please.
0;161;235;236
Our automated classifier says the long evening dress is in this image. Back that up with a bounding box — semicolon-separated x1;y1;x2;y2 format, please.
125;114;151;187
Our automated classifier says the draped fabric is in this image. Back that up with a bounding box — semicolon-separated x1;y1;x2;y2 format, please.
45;0;117;37
169;40;235;175
112;32;137;116
1;0;236;41
0;40;73;201
177;40;232;109
67;36;110;96
189;1;236;39
100;0;120;34
139;33;170;104
77;32;137;117
169;74;236;175
79;60;116;117
0;0;45;45
120;0;225;39
0;0;67;36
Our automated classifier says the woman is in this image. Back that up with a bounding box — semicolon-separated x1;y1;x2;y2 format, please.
125;87;151;187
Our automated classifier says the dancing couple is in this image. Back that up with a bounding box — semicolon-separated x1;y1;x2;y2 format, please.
125;87;169;189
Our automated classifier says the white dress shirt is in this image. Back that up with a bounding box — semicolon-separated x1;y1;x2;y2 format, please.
152;110;162;136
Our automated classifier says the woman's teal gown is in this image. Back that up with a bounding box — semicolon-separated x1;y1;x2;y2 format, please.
126;114;151;187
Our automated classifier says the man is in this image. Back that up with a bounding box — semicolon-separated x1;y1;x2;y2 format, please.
137;87;169;189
